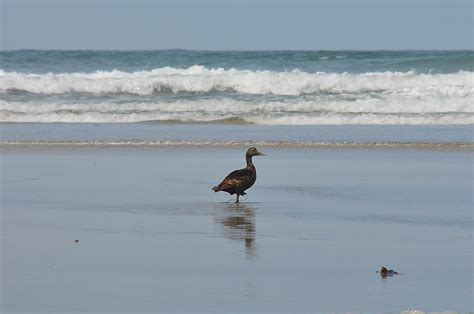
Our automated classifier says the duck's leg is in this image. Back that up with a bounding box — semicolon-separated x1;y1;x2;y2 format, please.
236;194;240;203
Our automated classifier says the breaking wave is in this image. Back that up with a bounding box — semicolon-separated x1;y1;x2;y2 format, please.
1;66;472;125
1;66;473;96
1;98;472;124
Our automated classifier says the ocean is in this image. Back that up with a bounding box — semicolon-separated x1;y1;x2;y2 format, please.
1;50;473;125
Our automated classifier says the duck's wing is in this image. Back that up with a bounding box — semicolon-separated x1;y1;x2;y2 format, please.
213;168;252;192
224;168;251;180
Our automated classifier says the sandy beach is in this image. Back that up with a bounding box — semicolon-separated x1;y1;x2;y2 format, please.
2;145;472;312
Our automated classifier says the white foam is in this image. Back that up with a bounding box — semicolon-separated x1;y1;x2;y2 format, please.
0;67;473;97
1;66;472;124
1;98;473;124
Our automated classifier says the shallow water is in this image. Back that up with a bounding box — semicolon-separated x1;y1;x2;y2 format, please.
2;148;472;312
1;123;473;145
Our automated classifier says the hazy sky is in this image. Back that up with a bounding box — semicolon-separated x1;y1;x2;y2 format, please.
1;0;472;50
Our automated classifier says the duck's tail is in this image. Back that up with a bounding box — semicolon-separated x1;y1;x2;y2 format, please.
212;185;220;192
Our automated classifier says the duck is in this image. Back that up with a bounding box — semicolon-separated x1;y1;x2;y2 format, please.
212;147;265;203
377;266;399;278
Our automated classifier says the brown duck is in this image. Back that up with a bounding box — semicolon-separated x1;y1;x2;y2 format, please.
212;147;265;203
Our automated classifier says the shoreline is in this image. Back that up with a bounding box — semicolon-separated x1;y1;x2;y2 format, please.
1;140;473;151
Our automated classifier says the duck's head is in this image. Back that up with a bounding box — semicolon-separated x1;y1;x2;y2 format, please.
246;147;265;157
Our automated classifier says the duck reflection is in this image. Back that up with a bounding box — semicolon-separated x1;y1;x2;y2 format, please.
214;203;256;259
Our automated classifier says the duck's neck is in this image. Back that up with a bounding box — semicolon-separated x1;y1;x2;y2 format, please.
246;154;253;168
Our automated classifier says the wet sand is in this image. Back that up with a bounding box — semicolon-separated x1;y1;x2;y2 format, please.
1;147;472;312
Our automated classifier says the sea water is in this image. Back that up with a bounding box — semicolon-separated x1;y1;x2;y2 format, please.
0;50;473;129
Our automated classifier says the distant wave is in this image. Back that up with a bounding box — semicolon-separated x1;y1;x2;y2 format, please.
0;66;473;96
1;98;472;124
1;140;472;150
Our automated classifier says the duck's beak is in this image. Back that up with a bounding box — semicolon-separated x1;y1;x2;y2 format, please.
257;151;265;156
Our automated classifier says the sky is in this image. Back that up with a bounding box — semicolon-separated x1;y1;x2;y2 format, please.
1;0;472;50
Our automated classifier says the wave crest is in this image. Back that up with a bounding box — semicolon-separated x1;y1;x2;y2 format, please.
1;66;473;96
